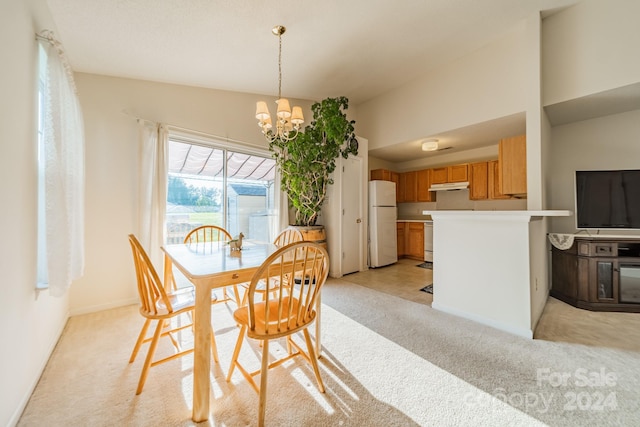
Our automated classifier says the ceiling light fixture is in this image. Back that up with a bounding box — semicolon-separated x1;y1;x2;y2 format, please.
421;139;439;151
255;25;304;143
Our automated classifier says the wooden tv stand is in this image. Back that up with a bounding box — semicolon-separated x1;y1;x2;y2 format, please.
551;236;640;312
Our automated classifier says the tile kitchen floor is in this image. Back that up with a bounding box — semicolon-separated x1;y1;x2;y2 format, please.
344;258;640;352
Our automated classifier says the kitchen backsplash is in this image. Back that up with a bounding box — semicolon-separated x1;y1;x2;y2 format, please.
397;188;527;219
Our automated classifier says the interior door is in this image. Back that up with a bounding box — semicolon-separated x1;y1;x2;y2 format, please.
342;156;362;275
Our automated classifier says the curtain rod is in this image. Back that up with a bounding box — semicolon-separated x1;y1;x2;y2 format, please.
35;30;58;44
36;30;79;94
121;109;266;150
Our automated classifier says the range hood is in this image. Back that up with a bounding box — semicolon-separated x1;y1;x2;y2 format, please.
428;182;469;192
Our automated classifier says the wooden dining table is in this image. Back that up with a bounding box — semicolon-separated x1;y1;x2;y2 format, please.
161;239;323;423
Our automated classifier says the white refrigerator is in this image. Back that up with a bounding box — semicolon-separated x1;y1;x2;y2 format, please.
369;180;398;267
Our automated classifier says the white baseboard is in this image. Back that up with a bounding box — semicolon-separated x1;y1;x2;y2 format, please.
432;301;534;339
69;297;139;316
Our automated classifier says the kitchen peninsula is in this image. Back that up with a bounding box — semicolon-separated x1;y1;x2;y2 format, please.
423;210;571;338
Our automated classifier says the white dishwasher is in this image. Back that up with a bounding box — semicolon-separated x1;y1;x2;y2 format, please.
424;221;433;262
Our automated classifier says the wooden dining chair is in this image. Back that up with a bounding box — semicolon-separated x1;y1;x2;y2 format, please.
226;241;329;427
273;227;304;247
239;227;305;305
127;234;219;395
183;225;242;305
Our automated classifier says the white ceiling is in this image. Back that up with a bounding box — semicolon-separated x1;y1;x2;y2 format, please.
45;0;579;162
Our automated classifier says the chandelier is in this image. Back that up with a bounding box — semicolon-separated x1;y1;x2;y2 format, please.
255;25;304;143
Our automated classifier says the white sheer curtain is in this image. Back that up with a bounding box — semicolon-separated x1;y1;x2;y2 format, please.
138;121;168;268
38;31;85;297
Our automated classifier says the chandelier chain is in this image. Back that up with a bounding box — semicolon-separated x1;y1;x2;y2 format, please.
278;32;282;100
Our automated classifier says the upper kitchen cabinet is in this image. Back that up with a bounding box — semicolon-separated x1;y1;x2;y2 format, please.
469;162;488;200
401;171;417;202
390;171;399;188
488;160;511;200
370;168;392;181
431;164;469;184
448;163;469;183
431;167;448;184
499;134;527;196
417;169;435;202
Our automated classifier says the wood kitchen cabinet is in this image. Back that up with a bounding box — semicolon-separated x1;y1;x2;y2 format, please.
468;162;488;200
488;160;511;200
431;167;448;184
448;163;469;182
396;222;406;257
396;173;406;203
390;171;399;189
370;168;392;181
499;134;527;195
396;221;424;260
430;164;468;185
416;169;435;202
400;171;418;202
406;222;424;260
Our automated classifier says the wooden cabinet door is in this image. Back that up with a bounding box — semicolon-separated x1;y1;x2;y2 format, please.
390;171;399;187
488;160;511;200
499;134;527;195
397;173;406;203
416;169;434;202
407;222;424;259
431;167;448;184
469;162;488;200
370;168;392;181
396;222;405;257
448;163;469;182
551;247;578;300
589;259;618;303
403;171;417;202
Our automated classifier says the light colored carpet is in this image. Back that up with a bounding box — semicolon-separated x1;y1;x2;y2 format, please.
18;279;640;426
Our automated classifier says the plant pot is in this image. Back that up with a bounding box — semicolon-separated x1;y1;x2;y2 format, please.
289;225;327;249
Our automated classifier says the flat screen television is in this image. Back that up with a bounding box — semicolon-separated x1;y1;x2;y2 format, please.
575;169;640;229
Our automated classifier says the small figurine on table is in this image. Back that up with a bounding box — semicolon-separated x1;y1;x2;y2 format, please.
228;232;244;251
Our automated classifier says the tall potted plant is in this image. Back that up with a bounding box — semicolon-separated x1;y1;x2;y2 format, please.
269;96;358;238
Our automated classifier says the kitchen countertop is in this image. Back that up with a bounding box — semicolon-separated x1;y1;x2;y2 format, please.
423;210;572;219
397;216;432;222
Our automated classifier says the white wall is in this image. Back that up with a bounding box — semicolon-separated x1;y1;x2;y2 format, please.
544;0;640;236
0;2;70;426
71;73;316;314
548;109;640;235
543;0;640;106
523;12;550;331
357;23;528;151
431;213;533;338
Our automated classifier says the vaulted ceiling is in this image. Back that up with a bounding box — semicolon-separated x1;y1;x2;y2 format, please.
45;0;579;163
46;0;577;104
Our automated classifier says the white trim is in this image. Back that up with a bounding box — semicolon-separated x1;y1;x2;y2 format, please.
69;299;139;317
168;127;270;158
432;301;534;339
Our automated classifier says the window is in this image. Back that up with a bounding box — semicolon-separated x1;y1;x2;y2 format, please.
37;43;48;288
166;136;277;244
